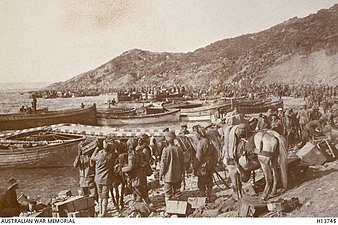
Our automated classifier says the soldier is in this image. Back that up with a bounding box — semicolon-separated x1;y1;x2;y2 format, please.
122;140;153;207
0;179;27;217
136;134;153;176
256;113;270;130
73;140;98;202
205;123;222;163
277;108;284;119
283;110;298;147
297;105;309;133
90;139;116;217
193;126;217;202
178;123;190;135
270;114;283;134
160;131;185;204
301;118;327;144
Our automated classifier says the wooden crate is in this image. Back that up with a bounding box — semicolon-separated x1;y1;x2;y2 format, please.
267;198;300;214
201;209;220;217
166;200;190;215
317;140;338;161
296;142;327;166
187;197;207;209
238;197;268;217
67;208;95;218
52;196;95;213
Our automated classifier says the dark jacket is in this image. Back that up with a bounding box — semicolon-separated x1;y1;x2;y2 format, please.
1;189;20;209
74;153;95;187
91;149;116;185
160;144;184;183
193;137;217;175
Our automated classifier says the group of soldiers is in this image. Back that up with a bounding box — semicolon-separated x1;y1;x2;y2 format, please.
72;123;219;217
223;105;334;148
71;103;337;217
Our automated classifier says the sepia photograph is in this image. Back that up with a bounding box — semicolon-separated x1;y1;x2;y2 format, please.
0;0;338;221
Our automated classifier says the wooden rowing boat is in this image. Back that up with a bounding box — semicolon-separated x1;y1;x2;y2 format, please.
97;108;180;126
236;99;284;114
0;105;97;130
178;101;231;122
97;107;136;116
162;101;203;109
0;130;85;169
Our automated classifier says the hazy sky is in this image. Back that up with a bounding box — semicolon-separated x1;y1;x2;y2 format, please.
0;0;337;84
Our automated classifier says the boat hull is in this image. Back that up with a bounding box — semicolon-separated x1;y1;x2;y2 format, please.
0;137;84;169
236;100;284;114
0;105;97;130
97;109;180;126
180;114;212;122
179;102;230;115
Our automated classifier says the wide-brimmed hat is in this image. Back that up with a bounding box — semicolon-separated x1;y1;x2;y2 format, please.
7;178;18;190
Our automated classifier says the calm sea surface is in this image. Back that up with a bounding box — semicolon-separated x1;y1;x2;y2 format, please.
0;90;207;201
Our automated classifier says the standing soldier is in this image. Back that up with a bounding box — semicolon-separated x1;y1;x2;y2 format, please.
136;134;153;176
193;126;217;202
270;114;283;134
277;108;284;119
73;140;98;202
178;123;190;135
90;140;116;217
31;96;37;113
205;123;222;163
297;105;309;134
283;110;298;147
122;140;153;207
160;131;185;204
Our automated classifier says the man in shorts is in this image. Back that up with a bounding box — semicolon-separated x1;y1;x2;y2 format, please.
91;139;116;217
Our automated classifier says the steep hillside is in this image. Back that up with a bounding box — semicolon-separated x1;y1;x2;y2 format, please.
48;4;338;92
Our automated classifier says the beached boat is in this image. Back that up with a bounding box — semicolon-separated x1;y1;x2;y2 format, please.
0;129;85;169
97;107;136;117
97;106;180;126
0;104;97;130
178;101;231;122
155;93;184;101
162;101;203;109
235;99;284;114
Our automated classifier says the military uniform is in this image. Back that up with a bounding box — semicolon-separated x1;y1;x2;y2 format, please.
122;149;151;204
73;151;97;201
193;137;216;200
